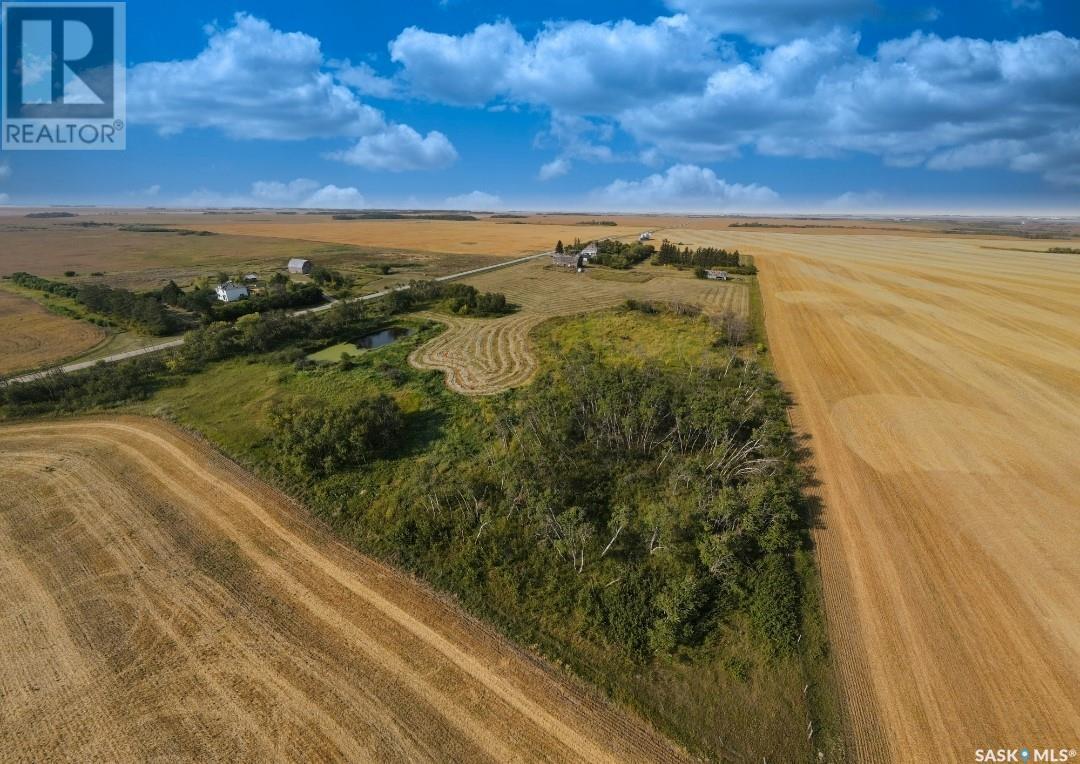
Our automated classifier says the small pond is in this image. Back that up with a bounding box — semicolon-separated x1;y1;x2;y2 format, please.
308;326;415;363
356;326;413;349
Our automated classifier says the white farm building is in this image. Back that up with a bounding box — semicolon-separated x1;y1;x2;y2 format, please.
216;282;250;302
288;258;312;275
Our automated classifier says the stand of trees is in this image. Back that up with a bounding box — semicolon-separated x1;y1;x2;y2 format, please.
654;242;758;274
387;280;513;317
476;348;803;656
12;272;179;335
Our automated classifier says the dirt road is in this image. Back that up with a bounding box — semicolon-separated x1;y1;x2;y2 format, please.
0;417;685;763
745;235;1080;761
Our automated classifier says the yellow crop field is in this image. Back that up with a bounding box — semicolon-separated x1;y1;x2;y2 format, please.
0;290;105;376
195;217;648;256
0;417;687;763
409;260;748;394
652;230;1080;762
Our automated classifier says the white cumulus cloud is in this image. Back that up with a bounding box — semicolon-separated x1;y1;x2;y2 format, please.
177;178;365;209
128;14;456;172
538;158;571;180
442;190;503;209
663;0;877;45
591;164;779;212
328;124;458;172
304;184;367;208
0;161;10;181
387;9;1080;186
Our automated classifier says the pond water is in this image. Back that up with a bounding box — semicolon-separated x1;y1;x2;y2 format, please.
356;326;413;349
308;326;415;363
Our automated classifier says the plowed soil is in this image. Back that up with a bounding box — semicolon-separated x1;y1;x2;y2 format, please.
0;417;686;763
662;230;1080;762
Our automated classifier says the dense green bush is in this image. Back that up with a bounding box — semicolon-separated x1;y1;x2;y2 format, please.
750;554;801;654
380;280;513;317
269;395;405;478
11;272;79;299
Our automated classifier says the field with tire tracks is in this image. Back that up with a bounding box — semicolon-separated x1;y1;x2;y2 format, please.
0;417;686;763
659;229;1080;762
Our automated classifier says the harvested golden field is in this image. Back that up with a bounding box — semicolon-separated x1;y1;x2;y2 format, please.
0;290;105;376
409;260;748;394
661;230;1080;761
0;216;515;290
195;217;646;256
0;417;686;763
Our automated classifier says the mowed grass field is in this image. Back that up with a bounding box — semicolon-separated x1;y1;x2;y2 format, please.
409;260;749;394
0;290;106;377
661;229;1080;761
0;417;687;763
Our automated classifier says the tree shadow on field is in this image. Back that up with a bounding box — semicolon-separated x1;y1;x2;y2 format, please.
782;389;828;541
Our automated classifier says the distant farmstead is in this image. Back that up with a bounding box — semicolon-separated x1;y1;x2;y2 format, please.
705;270;730;281
215;282;249;302
639;231;653;241
288;258;312;275
552;252;582;269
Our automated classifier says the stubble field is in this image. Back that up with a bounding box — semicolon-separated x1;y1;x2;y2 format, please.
0;290;106;376
409;260;748;394
660;229;1080;762
195;216;647;256
0;417;686;763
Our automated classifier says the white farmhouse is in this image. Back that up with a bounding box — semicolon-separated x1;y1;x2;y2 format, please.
215;282;250;302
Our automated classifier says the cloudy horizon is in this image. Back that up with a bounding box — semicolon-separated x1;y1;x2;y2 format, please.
2;1;1078;215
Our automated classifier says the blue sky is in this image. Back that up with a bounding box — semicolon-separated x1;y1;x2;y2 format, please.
2;0;1079;213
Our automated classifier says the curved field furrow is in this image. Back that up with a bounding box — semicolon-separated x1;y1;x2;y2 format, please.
410;261;748;395
0;417;687;763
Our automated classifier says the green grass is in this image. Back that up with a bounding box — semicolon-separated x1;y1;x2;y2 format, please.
586;268;655;283
746;274;773;370
308;342;364;362
537;309;719;369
